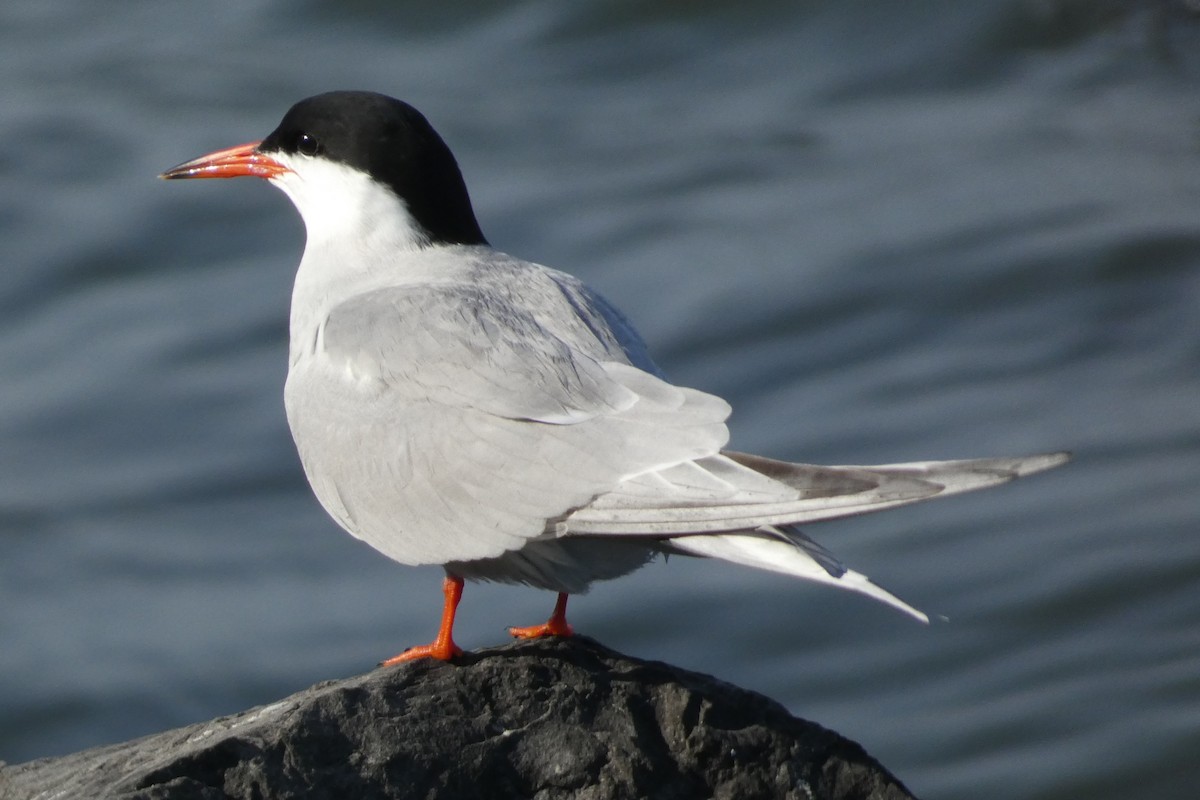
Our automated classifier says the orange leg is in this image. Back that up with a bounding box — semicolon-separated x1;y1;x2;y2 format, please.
508;592;574;639
380;575;464;665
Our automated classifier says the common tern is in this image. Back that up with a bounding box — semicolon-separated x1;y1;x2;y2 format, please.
161;91;1069;663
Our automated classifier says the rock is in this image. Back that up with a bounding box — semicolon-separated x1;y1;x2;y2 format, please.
3;637;917;800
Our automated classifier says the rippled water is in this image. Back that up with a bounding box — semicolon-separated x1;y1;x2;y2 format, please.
2;2;1199;798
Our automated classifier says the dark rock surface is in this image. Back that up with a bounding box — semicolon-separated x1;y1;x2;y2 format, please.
3;637;917;800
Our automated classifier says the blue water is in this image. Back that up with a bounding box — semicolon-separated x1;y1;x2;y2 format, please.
3;1;1199;797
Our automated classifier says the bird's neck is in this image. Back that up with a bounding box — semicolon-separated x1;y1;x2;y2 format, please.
286;230;494;368
271;163;430;356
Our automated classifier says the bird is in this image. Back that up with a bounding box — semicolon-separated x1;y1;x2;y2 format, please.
160;91;1069;664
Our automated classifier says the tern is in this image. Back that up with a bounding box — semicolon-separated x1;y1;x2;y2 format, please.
161;91;1068;664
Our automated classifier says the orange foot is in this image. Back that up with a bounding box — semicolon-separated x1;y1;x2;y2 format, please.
380;638;462;666
380;575;464;665
508;592;574;639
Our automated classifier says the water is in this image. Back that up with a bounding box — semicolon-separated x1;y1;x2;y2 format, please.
2;1;1199;797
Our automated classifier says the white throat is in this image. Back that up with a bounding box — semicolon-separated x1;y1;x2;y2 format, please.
268;152;430;255
266;153;433;362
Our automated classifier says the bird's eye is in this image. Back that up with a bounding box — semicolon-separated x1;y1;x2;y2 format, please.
295;132;321;156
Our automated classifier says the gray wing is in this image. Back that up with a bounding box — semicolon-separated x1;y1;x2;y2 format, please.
289;282;731;565
562;451;1071;535
320;282;635;424
297;273;1068;618
563;451;1069;622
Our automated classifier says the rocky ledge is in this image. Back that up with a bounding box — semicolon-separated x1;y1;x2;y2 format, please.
2;636;917;800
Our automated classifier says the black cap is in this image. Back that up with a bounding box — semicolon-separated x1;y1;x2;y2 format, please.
259;91;488;247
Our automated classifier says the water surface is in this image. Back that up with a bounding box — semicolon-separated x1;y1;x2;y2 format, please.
2;2;1199;798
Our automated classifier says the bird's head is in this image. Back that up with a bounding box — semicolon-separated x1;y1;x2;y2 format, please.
160;91;487;249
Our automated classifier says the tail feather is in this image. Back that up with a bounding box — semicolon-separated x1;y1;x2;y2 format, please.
567;451;1070;621
664;527;929;623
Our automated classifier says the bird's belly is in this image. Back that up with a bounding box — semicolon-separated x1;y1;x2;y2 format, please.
447;537;657;594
